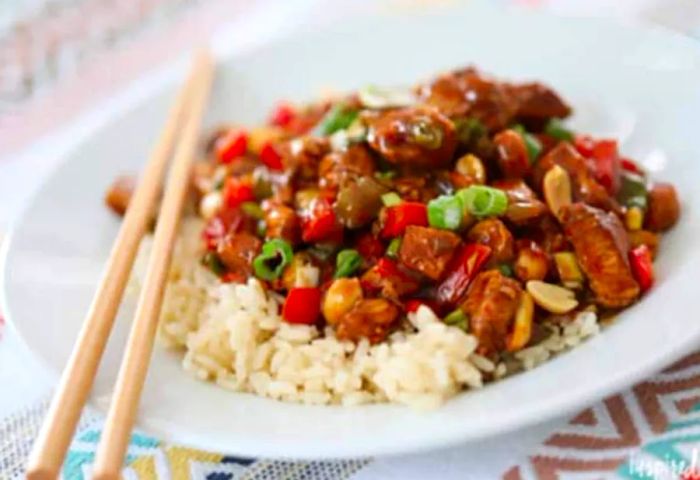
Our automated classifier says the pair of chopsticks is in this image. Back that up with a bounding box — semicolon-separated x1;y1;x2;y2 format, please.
26;49;214;480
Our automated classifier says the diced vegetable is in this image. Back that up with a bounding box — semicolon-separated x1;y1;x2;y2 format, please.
281;253;316;290
223;177;255;208
454;117;487;146
575;136;621;195
526;280;578;314
513;124;543;162
621;158;645;176
240;201;264;220
214;130;248;164
457;186;508;217
498;263;514;278
317;104;359;136
335;249;362;278
335;177;386;229
381;202;428;238
443;309;468;330
381;192;402;207
302;197;341;243
322;278;363;325
618;172;648;210
544;118;574;142
375;170;397;181
260;142;283;171
355;233;385;262
629;244;654;292
201;251;226;276
386;237;402;258
283;287;322;325
410;120;444;149
455;154;486;184
625;206;644;231
553;252;584;289
358;85;415;109
427;194;464;230
506;291;534;352
543;165;572;220
269;102;296;128
252;238;294;281
436;243;492;306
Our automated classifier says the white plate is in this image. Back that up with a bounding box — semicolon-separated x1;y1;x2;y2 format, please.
4;4;700;460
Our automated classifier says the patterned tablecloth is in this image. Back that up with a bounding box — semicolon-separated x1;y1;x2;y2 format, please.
2;0;700;478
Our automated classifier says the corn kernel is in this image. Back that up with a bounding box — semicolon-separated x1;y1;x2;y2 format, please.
455;154;486;184
625;206;644;231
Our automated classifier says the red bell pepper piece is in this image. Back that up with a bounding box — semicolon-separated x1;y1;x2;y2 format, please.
282;287;322;324
381;202;428;238
574;135;621;195
223;177;255;209
590;139;621;195
355;232;385;263
573;134;595;158
436;243;492;306
301;197;342;243
215;130;248;164
260;142;283;171
269;102;296;128
629;244;654;292
405;299;425;313
621;157;644;176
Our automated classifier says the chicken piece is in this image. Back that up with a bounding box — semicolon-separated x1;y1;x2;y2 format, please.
277;136;330;182
105;175;136;216
398;226;461;280
645;183;680;232
560;203;640;308
263;202;300;246
536;143;618;213
335;298;400;344
393;176;439;203
365;106;457;168
460;270;523;354
216;231;262;281
318;144;376;190
361;259;420;301
492;179;547;225
507;82;572;121
417;67;518;131
466;218;515;265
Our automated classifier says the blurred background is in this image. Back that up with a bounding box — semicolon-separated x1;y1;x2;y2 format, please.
0;0;699;229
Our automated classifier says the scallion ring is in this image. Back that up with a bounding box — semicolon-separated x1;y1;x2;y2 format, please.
457;186;508;217
427;194;464;230
253;238;294;281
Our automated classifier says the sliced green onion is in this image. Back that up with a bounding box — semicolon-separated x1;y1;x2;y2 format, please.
443;309;468;331
618;172;648;210
317;104;359;136
457;186;508;217
498;263;514;278
201;252;226;276
427;195;464;230
513;124;543;163
241;201;264;219
253;238;293;281
334;249;362;278
256;220;267;238
381;192;402;207
455;117;486;145
545;118;574;142
375;170;397;181
386;237;402;258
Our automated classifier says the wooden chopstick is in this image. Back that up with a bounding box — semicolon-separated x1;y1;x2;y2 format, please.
91;50;214;480
25;50;214;480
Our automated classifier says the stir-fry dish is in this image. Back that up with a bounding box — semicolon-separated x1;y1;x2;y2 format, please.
108;67;680;407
